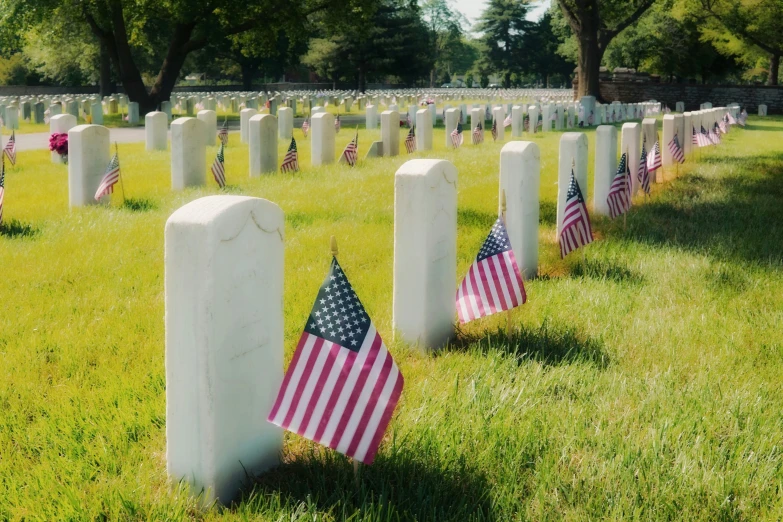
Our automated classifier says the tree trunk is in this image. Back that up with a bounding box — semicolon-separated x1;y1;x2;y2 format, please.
768;54;779;86
358;66;366;93
99;43;112;97
576;32;603;99
240;61;255;91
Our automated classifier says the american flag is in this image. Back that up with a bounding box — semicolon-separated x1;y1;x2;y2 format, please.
0;155;5;224
639;140;651;195
94;152;120;201
738;109;747;126
559;169;593;258
537;115;543;130
503;114;512;128
710;123;721;144
523;115;530;132
588;111;594;125
341;131;358;167
267;257;404;465
699;125;712;147
218;120;229;146
607;153;631;219
727;112;737;125
335;115;341;133
472;121;483;145
491;119;498;141
281;137;299;173
456;217;526;323
646;140;662;172
450;121;463;148
668;134;685;164
3;132;16;166
404;126;416;154
302;117;310;137
718;120;728;134
211;143;226;188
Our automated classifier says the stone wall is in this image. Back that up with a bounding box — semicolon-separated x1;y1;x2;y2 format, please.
583;81;783;113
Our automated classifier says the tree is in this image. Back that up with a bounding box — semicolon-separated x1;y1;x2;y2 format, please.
476;0;534;81
3;0;372;113
526;11;577;87
555;0;658;98
421;0;470;86
696;0;783;85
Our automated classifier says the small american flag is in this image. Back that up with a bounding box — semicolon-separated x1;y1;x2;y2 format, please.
692;126;699;147
472;121;483;145
450;121;463;148
218;120;229;146
281;137;299;173
639;140;651;195
267;257;404;465
211;143;226;188
711;123;722;144
3;132;16;166
727;112;737;125
523;115;529;132
456;217;526;323
341;131;358;167
0;155;5;224
738;109;747;126
503;114;511;128
719;119;729;134
646;140;662;172
302;117;310;137
335;115;341;133
607;153;631;219
491;119;498;141
559;169;593;258
404;126;416;154
699;125;711;147
94;152;120;201
668;134;685;164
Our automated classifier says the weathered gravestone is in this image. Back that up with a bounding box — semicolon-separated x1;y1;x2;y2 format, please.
171;117;206;190
249;114;278;176
68;124;110;207
165;195;284;505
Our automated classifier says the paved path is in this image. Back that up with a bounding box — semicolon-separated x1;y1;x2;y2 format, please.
15;115;374;151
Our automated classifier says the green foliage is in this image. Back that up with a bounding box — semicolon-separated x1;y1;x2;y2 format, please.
0;53;32;85
480;72;490;87
464;72;474;87
476;0;534;75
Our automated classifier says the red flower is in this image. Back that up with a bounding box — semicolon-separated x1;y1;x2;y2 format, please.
49;133;68;155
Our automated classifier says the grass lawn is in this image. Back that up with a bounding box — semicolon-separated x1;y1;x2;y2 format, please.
1;118;782;521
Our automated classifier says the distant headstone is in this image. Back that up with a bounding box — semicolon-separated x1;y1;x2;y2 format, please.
68;124;110;207
366;105;378;130
34;102;45;124
381;110;400;157
145;111;168;151
240;108;258;144
161;101;172;121
50;113;77;164
171;117;206;190
277;107;293;140
415;108;433;151
249;114;278;176
198;110;217;147
128;102;140;125
557;133;589;235
621;123;641;195
444;108;460;148
676;101;685;113
165;195;284;505
593;125;618;217
311;112;335;166
492;107;505;141
759;104;768;116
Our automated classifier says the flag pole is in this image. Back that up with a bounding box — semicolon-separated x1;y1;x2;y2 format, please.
501;190;513;341
624;146;629;231
332;234;361;484
116;142;126;203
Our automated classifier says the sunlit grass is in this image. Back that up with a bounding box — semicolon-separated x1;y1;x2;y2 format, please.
1;117;782;520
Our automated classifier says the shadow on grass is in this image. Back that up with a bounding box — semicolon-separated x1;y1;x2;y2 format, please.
121;197;157;212
569;258;645;284
458;208;496;229
615;152;783;267
0;219;39;239
238;446;493;520
450;321;610;369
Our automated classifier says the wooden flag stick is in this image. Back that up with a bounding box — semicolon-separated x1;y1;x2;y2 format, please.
501;190;512;341
115;142;126;204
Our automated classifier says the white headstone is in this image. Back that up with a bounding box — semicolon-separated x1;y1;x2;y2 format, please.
511;106;523;137
641;118;659;183
249;114;278;176
662;114;678;168
593;125;618;216
580;96;596;126
499;142;540;279
428;103;437;126
470;107;483;135
67;124;110;207
145;111;168;151
277;107;293;140
557;133;589;235
541;105;552;133
759;104;767;116
198;110;217;147
416;108;433;151
492;107;505;141
127;102;140;125
50;113;77;164
682;112;693;156
621;123;641;195
676;101;685;113
393;159;457;350
366;105;378;130
240;108;258;144
528;105;539;134
161;101;172;121
171;117;206;190
444;108;460;148
311;112;335;166
381;110;400;157
165;195;284;505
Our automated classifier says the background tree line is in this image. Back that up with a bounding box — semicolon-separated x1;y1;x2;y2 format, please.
0;0;780;109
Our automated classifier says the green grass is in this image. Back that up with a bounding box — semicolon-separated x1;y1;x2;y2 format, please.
2;118;783;520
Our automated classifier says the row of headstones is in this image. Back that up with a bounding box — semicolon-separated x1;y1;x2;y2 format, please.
163;103;739;501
